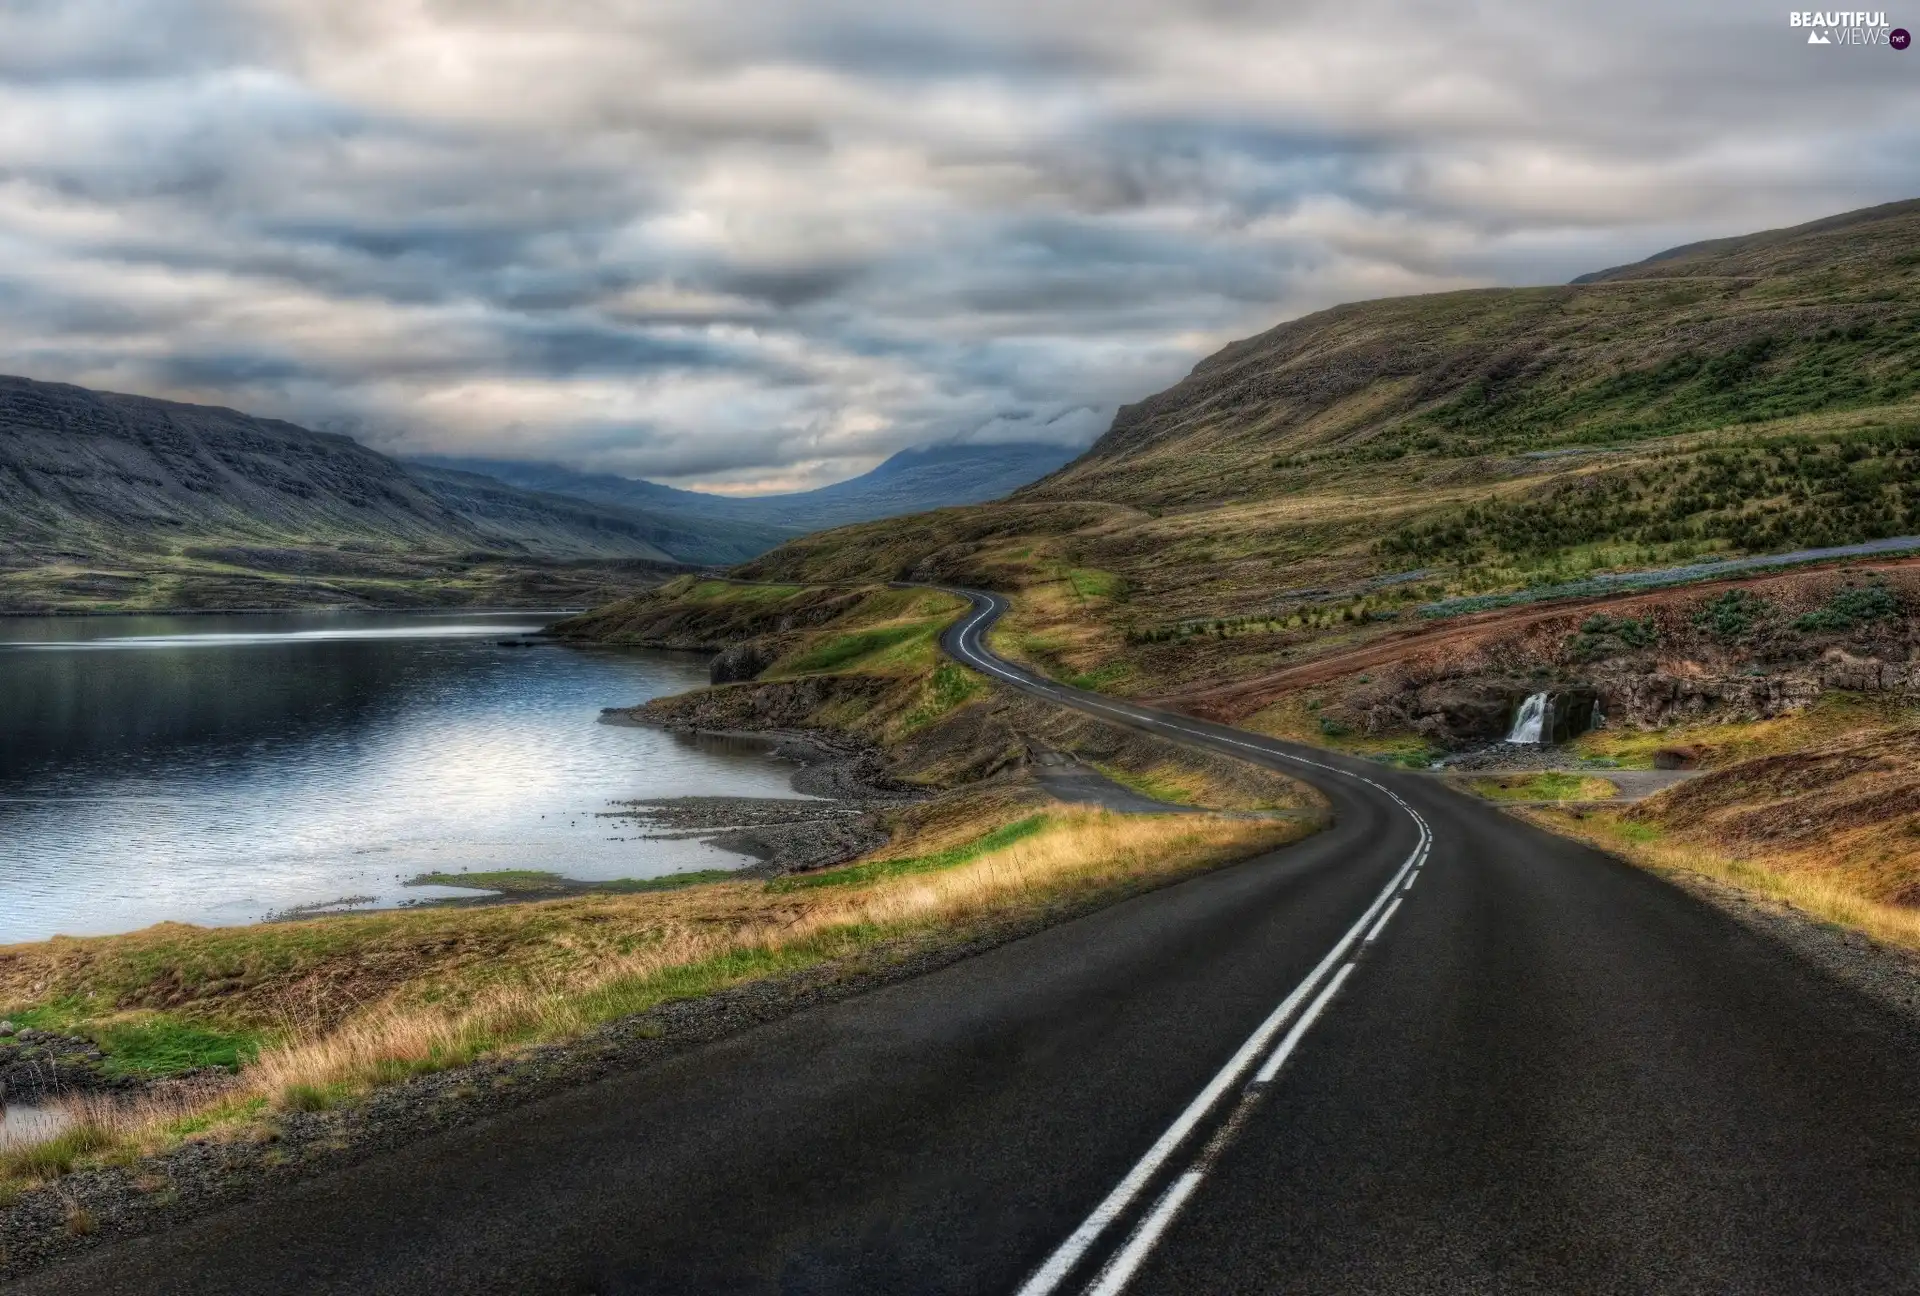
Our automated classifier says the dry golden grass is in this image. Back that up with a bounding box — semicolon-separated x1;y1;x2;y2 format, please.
1246;690;1440;767
986;575;1134;690
1085;758;1314;812
1630;723;1920;903
1467;772;1618;803
1572;692;1920;770
0;1082;228;1184
247;809;1297;1098
1;805;1304;1190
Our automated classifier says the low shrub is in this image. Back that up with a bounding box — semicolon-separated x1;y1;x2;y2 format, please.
1568;614;1658;660
1694;590;1769;643
1795;580;1901;632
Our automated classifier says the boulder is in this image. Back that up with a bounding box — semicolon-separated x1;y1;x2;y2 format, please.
709;639;779;685
1652;746;1704;770
1408;680;1531;746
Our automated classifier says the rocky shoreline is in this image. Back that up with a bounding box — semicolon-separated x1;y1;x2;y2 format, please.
0;1025;115;1104
601;721;930;876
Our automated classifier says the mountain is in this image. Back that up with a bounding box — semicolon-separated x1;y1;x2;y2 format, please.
400;463;791;565
412;441;1083;534
0;375;799;610
0;376;474;555
735;198;1920;665
406;457;773;523
746;443;1085;530
1010;198;1920;510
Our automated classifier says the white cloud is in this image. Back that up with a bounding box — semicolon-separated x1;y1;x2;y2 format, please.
0;0;1913;489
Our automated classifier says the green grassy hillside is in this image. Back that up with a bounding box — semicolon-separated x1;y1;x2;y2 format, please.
1025;198;1920;508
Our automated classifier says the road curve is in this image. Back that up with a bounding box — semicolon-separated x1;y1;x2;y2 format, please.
16;592;1920;1294
945;587;1920;1294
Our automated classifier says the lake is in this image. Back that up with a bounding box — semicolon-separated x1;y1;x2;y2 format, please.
0;612;805;945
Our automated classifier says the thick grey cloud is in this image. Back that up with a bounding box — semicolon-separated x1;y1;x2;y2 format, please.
0;0;1915;490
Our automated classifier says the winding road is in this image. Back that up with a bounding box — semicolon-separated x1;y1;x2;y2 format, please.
16;589;1920;1294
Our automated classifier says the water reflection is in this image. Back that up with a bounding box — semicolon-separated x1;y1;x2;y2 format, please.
0;1102;71;1152
0;613;802;943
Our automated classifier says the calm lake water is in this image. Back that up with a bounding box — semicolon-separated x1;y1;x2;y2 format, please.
0;612;805;944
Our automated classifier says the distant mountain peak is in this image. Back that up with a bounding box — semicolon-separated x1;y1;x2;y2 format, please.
406;440;1082;534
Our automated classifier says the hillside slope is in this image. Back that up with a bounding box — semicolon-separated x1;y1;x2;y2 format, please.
400;464;776;564
0;376;708;610
1024;198;1920;509
0;376;477;555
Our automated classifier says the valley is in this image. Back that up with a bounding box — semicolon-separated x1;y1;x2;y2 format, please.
0;377;1076;612
7;196;1920;1289
681;199;1920;962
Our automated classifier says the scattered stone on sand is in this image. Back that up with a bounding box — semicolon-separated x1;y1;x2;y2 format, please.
606;729;927;875
1439;743;1616;772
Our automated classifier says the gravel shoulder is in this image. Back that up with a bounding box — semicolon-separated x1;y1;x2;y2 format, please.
1497;795;1920;1030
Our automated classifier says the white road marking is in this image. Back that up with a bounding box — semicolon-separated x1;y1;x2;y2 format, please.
1007;866;1412;1296
1087;962;1363;1295
948;591;1431;1296
1253;962;1355;1085
1405;870;1420;891
1365;898;1403;944
1083;1172;1205;1296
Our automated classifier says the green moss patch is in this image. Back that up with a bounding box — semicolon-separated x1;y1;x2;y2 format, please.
772;815;1051;891
86;1018;262;1077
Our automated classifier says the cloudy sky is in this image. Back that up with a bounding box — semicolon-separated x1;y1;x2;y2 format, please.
0;1;1915;492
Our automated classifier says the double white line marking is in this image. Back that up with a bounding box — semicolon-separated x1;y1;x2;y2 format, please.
942;592;1433;1296
1020;805;1428;1296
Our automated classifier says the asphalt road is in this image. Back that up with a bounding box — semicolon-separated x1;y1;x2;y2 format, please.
17;590;1920;1294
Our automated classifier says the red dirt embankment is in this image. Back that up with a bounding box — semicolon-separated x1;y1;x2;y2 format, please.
1149;556;1920;726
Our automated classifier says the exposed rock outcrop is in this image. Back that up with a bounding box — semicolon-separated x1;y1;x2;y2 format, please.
709;639;781;684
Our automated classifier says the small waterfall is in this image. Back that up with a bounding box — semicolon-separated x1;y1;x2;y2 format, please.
1506;692;1550;744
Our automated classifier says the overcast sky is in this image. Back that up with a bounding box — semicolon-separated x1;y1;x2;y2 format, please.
0;1;1914;492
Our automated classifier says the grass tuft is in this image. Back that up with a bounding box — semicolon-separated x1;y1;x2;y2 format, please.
1467;772;1618;802
0;1125;114;1182
771;815;1052;891
0;804;1306;1195
276;1084;335;1114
